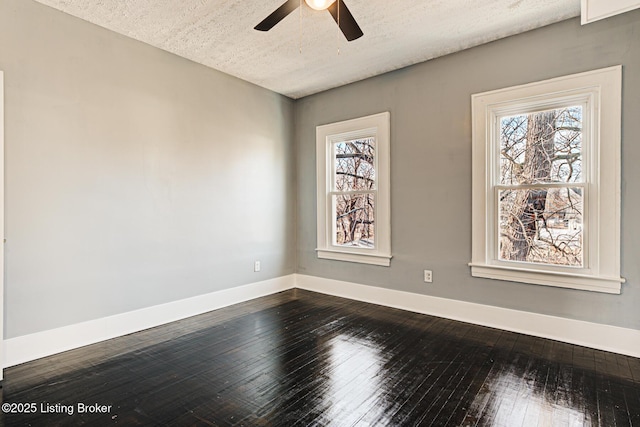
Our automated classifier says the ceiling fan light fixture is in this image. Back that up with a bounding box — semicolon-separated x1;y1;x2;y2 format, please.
304;0;336;11
255;0;363;42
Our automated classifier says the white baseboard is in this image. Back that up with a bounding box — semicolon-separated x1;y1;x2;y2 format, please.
4;275;296;368
296;274;640;358
5;273;638;367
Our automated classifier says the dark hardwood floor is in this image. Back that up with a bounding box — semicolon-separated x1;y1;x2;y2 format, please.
2;289;639;426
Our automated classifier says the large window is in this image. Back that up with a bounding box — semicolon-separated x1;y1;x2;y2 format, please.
316;112;391;266
470;67;624;293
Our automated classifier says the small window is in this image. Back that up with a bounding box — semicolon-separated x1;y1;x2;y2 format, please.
316;112;391;266
470;66;624;293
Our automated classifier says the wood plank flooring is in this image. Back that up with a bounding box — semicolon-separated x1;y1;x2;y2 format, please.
2;289;639;426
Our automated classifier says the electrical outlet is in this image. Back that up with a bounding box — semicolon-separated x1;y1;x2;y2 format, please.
424;269;433;283
254;261;261;272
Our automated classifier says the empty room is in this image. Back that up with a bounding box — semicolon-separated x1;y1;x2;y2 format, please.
0;0;639;425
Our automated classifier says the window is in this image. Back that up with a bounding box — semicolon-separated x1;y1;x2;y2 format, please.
470;66;624;293
316;112;391;266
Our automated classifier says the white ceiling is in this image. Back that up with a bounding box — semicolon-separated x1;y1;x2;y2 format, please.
33;0;581;99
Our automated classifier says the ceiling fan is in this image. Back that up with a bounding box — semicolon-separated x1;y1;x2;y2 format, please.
255;0;364;42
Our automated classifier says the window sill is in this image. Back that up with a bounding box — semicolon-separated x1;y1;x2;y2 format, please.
469;263;624;294
316;249;392;266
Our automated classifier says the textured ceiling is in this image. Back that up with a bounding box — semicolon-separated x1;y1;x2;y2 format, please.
33;0;581;99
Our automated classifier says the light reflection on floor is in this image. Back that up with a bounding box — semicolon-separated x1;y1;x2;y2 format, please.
326;333;388;424
476;369;592;426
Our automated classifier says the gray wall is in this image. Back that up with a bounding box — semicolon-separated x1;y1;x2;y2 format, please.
295;11;640;330
0;0;296;338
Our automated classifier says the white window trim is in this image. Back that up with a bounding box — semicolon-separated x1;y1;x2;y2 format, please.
470;66;625;294
581;0;640;24
316;112;391;266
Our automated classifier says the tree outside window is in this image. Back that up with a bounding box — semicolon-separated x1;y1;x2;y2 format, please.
498;107;584;267
333;137;376;248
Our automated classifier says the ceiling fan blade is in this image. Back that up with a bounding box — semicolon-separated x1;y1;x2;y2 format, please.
327;0;363;41
255;0;300;31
